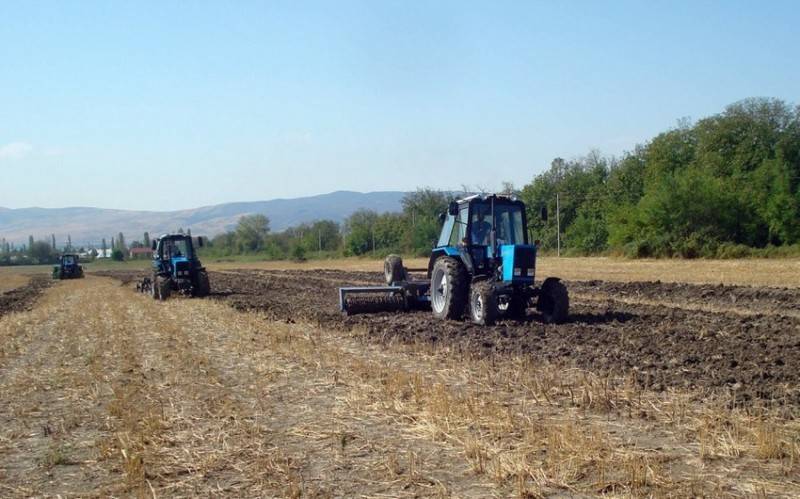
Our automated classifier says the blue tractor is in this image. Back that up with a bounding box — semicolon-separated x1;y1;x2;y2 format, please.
147;233;210;300
52;253;84;279
339;194;568;325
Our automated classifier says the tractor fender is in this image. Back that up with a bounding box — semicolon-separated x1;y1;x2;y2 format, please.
427;248;459;277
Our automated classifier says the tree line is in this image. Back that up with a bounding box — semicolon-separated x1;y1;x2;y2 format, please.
521;97;800;257
203;188;454;260
0;231;157;265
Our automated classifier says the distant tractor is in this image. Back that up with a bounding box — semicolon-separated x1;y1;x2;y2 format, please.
339;194;569;325
146;234;210;300
52;253;84;280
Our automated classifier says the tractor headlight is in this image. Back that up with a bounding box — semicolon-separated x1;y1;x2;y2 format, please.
514;268;522;276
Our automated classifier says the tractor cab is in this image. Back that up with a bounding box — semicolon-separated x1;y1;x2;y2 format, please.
149;234;210;299
431;194;535;284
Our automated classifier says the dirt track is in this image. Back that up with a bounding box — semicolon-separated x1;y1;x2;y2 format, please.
97;268;800;407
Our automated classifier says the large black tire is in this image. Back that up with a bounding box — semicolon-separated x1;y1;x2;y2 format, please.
430;257;468;320
193;271;210;297
537;277;569;324
151;275;160;300
469;281;498;326
158;278;172;301
384;254;406;285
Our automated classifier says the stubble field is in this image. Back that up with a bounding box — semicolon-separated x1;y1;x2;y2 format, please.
1;258;799;497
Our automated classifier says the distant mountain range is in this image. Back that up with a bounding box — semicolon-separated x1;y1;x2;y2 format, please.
0;191;406;246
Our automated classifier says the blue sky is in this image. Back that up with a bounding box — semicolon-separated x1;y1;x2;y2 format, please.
1;1;798;211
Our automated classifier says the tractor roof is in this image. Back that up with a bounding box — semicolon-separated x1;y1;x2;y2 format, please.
158;233;191;240
455;193;521;205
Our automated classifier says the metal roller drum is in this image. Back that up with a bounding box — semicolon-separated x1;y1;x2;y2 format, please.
342;293;406;315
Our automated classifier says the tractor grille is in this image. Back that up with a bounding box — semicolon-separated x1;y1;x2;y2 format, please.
175;261;191;278
514;246;535;278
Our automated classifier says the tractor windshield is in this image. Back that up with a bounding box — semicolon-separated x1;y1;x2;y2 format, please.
63;255;76;265
161;238;192;259
470;202;526;246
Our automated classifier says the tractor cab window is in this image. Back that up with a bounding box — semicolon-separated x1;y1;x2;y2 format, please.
495;204;526;245
63;255;75;265
438;206;469;247
469;202;526;246
161;239;191;259
437;214;455;247
470;204;493;245
448;207;469;246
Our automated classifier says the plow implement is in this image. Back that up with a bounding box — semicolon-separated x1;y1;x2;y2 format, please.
339;280;430;316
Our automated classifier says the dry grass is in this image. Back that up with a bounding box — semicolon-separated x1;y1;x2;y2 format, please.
1;277;798;497
0;273;30;293
206;256;800;288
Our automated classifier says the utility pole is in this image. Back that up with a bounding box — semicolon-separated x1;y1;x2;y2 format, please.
556;192;561;257
318;228;322;255
371;226;376;253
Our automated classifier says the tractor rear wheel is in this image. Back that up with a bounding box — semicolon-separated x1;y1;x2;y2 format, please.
537;277;569;324
469;281;497;326
151;276;160;300
430;257;468;320
193;271;210;297
384;254;406;285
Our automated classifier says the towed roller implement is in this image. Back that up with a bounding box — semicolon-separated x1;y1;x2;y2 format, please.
339;257;431;315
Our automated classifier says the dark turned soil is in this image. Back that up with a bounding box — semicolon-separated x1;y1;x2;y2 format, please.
0;275;53;319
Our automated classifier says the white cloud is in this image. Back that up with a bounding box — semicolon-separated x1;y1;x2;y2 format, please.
0;142;34;160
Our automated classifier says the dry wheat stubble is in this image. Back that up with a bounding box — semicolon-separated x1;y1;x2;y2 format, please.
1;275;799;497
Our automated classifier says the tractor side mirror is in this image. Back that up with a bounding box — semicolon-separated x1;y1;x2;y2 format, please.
540;205;548;221
151;240;157;251
448;201;458;216
438;212;446;223
197;236;204;248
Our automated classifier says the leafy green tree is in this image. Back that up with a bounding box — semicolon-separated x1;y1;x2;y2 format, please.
344;209;378;255
30;240;55;263
235;214;270;252
400;188;453;255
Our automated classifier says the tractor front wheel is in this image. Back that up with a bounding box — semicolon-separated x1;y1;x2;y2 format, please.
537;277;569;324
469;281;497;326
430;257;468;320
193;271;210;297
